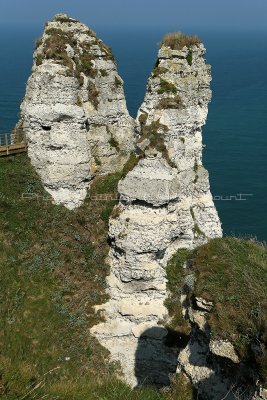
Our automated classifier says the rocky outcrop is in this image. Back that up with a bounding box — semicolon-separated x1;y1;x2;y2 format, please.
136;40;221;241
14;14;135;209
91;37;222;387
177;271;259;400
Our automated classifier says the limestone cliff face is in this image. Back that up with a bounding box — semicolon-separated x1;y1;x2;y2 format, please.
136;42;221;242
91;39;222;387
15;14;135;209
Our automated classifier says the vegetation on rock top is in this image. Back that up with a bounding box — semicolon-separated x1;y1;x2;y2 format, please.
53;15;79;24
160;32;201;50
34;18;116;109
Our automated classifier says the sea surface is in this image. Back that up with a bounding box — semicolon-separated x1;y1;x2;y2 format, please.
0;27;266;241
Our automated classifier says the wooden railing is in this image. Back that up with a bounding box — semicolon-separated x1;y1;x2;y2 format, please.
0;133;27;157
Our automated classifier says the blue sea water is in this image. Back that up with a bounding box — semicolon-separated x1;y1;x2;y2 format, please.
0;27;266;241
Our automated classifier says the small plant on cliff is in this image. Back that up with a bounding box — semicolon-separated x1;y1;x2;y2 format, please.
108;135;120;152
35;37;42;50
165;248;193;335
152;66;168;77
157;79;177;95
121;153;140;178
110;205;122;220
138;120;176;168
100;68;108;77
88;81;99;109
186;49;193;66
156;95;183;110
192;223;205;237
35;54;43;66
114;76;122;88
138;112;148;127
79;53;97;78
161;32;201;50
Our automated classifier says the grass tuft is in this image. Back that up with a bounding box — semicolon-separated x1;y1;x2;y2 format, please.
165;249;193;335
108;136;120;152
156;95;183;110
157;79;177;95
138;120;176;168
79;53;97;78
114;76;122;87
88;81;99;109
152;66;168;77
161;32;201;50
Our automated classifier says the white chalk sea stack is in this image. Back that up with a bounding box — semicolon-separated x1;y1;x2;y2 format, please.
15;14;135;209
91;37;222;386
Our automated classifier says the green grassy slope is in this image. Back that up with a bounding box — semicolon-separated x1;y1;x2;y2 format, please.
0;154;265;398
0;154;193;399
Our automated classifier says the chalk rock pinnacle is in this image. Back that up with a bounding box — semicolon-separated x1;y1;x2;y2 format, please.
91;34;222;387
15;14;135;209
